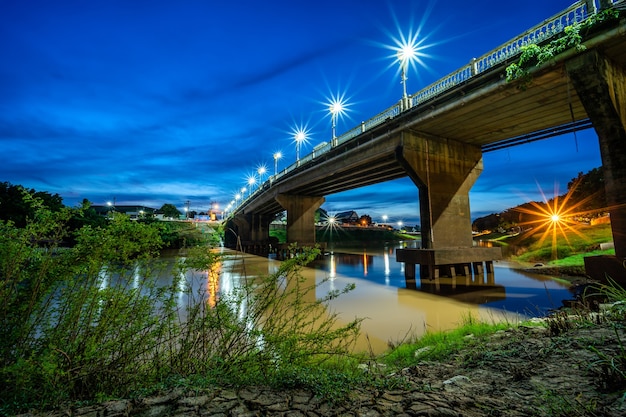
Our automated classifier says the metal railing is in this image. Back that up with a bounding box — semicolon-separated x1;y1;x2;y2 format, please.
232;0;620;212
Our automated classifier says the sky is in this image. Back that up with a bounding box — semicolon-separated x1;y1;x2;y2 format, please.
0;0;603;225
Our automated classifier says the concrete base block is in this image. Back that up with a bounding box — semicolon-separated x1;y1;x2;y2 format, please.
397;247;502;280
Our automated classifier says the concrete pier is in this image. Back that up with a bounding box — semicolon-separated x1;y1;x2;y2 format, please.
396;247;503;281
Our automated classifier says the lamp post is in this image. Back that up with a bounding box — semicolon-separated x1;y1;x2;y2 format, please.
294;129;307;163
327;96;347;147
257;166;266;187
327;215;337;254
247;176;256;194
329;102;343;143
273;151;282;176
397;43;416;111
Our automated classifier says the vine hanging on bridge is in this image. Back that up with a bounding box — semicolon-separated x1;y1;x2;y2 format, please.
505;8;621;88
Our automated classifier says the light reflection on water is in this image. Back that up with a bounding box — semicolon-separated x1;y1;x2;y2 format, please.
155;244;575;354
307;243;575;316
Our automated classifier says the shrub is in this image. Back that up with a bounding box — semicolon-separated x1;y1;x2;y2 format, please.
1;202;361;414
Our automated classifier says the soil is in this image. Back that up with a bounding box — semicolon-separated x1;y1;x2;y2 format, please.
382;317;626;416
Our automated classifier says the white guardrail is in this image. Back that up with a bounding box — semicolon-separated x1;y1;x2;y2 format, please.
236;0;619;209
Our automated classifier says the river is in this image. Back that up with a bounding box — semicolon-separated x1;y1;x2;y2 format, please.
189;242;575;354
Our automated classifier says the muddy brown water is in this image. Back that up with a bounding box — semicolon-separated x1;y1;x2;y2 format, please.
161;244;574;354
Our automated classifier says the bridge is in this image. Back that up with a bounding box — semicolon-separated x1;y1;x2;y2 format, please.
225;0;626;281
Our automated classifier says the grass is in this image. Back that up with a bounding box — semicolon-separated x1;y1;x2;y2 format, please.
379;313;516;370
476;223;614;266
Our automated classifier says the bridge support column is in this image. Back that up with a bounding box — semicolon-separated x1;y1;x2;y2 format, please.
395;132;502;281
398;132;483;249
224;213;273;253
250;213;273;242
276;194;325;246
566;50;626;280
223;215;251;249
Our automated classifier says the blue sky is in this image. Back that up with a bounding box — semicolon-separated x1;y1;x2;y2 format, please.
0;0;602;225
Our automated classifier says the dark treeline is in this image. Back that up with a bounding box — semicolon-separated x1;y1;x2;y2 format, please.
0;181;211;248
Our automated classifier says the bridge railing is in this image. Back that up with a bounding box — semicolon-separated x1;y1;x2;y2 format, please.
233;0;618;211
410;2;589;108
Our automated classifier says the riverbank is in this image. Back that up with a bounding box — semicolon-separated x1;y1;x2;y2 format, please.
12;248;626;416
20;313;626;416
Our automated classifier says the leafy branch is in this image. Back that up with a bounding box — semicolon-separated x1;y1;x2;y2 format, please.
506;8;621;86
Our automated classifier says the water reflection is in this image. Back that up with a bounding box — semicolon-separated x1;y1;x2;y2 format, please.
96;245;574;355
308;243;574;316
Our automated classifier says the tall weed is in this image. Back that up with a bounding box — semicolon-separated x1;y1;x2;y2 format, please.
1;204;361;414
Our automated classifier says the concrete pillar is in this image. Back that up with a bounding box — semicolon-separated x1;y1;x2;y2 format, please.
275;194;325;245
250;213;273;242
566;51;626;260
223;215;251;249
397;132;483;249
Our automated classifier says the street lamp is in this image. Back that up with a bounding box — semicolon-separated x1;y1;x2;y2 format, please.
325;94;348;146
327;215;337;254
247;175;256;192
397;42;417;110
329;100;343;143
273;151;282;176
257;165;266;187
294;128;308;163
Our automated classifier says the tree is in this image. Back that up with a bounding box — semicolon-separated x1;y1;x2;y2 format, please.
568;167;607;215
0;182;64;227
66;199;107;237
359;214;372;226
158;203;181;219
315;207;328;223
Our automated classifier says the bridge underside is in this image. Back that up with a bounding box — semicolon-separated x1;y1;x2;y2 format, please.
226;18;626;280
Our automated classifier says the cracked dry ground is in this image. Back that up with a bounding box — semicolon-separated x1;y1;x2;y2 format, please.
23;320;626;417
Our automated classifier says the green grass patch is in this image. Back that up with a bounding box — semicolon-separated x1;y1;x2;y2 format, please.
380;314;515;370
545;249;615;267
477;223;614;266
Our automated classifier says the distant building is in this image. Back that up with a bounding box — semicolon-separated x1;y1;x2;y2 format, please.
334;210;359;225
92;205;156;219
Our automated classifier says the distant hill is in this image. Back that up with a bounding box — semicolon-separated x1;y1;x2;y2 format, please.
472;167;607;233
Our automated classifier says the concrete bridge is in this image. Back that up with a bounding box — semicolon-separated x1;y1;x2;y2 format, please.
226;0;626;280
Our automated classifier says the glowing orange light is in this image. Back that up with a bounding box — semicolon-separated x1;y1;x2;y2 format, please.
513;178;604;260
207;261;221;308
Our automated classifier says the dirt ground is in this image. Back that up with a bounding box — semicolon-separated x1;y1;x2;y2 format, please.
18;274;626;417
379;316;626;416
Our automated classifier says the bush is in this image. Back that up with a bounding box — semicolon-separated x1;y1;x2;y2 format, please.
0;202;361;414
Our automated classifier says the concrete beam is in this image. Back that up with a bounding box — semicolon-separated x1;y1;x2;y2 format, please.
567;51;626;261
275;194;325;245
397;132;483;249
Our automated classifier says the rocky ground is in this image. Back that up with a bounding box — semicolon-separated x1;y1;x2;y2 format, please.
18;314;626;417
